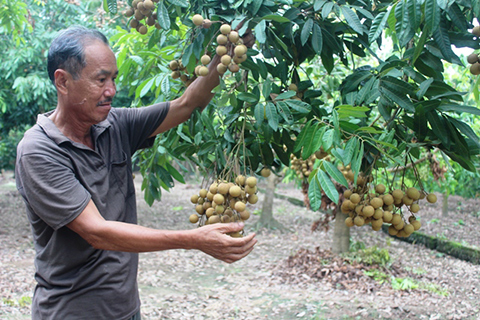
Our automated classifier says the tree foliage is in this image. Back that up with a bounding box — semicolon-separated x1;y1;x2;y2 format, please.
106;0;480;206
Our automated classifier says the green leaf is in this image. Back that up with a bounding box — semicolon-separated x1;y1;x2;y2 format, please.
336;105;370;118
139;77;154;98
254;103;265;128
379;77;415;112
312;23;323;53
413;104;427;141
302;124;321;159
238;92;259;103
165;162;185;183
317;170;339;204
252;0;263;15
308;174;323;211
157;166;174;188
104;0;117;14
169;0;189;7
157;1;170;29
254;20;267;44
322;2;334;19
285;99;312;114
342;6;364;35
432;21;456;64
426;111;449;147
437;104;480;115
323;161;348;187
351;141;364;176
276;101;293;124
406;0;421;30
314;0;327;12
417;78;434;99
260;14;290;23
447;117;480;147
276;91;297;100
301;18;314;46
294;119;314;153
265;102;279;131
368;10;388;44
343;137;358;165
424;0;440;33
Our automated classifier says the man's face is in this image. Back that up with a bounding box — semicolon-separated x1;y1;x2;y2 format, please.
67;40;118;124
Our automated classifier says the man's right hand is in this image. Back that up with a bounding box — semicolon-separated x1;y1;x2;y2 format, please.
192;222;257;264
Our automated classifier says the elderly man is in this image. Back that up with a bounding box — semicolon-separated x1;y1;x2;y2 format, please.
15;26;256;320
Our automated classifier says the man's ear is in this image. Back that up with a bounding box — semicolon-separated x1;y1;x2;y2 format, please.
54;69;70;94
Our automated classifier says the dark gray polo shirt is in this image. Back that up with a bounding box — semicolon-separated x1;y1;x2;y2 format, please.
15;103;169;320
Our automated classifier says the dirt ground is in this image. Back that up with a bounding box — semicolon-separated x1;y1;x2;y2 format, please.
1;170;480;320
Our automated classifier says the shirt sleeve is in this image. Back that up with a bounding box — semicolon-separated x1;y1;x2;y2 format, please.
16;153;91;231
112;102;170;154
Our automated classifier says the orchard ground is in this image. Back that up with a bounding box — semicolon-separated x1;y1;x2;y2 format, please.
1;170;479;320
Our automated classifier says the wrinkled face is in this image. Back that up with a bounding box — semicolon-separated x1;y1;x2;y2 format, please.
66;40;118;124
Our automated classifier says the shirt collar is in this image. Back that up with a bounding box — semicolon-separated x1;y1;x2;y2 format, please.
37;110;112;146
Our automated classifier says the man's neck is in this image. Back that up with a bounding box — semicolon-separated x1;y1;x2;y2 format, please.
48;109;95;149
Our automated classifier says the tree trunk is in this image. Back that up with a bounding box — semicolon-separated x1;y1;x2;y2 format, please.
255;174;286;231
442;192;449;217
332;211;350;254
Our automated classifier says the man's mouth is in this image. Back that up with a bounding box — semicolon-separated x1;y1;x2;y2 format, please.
97;99;113;106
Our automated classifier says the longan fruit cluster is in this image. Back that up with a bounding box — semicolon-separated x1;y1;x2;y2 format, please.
168;60;194;86
191;14;248;78
123;0;161;34
467;27;480;75
189;175;259;237
290;154;316;179
342;184;437;238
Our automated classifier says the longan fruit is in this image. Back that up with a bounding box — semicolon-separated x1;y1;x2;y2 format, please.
246;177;257;187
373;208;384;219
411;220;421;231
473;26;480;37
189;214;199;223
288;83;298;91
229;186;241;197
209;183;218;194
261;168;271;177
199;189;208;198
229;63;240;73
235;175;246;186
205;207;215;218
354;216;365;227
345;217;354;227
220;54;232;65
383;194;394;206
233;54;247;64
208;215;220;224
467;53;479;64
195;204;204;214
213;194;225;205
391;213;402;225
245;185;257;195
201;54;211;65
228;31;240;43
234;201;246;212
371;218;383;229
470;63;480;75
192;14;204;26
229;231;243;238
383;211;393;223
406;187;420;200
218;183;230;195
350;193;361;204
130;19;140;28
410;203;420;213
427;193;437;203
392;189;404;200
343;190;353;199
220;24;231;35
247;194;258;204
362;205;375;217
144;0;154;10
198;66;209;76
388;225;398;236
191;194;199;204
203;201;211;210
217;34;228;45
404;224;414;236
124;8;134;17
375;184;386;194
240;210;250;220
171;70;180;79
370;197;384;209
216;45;227;56
215;205;225;214
217;63;228;74
234;44;247;57
394;220;405;230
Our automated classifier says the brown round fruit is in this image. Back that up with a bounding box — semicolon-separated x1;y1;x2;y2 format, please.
383;194;394;206
191;194;199;204
388;225;398;236
220;24;231;35
198;66;209;76
392;189;404;199
169;60;179;71
234;45;247;57
235;175;246;186
240;210;250;220
427;193;437;203
354;216;365;227
213;194;225;205
406;187;420;200
220;54;232;65
362;205;375;217
246;176;257;187
202;19;212;28
229;186;241;197
343;189;352;199
383;211;393;223
217;34;228;45
410;203;420;213
228;63;240;73
192;14;204;26
470;63;480;75
467;53;479;64
189;214;199;223
473;26;480;37
345;217;354;227
234;201;246;212
411;220;421;231
216;45;227;56
247;194;258;204
375;184;386;194
350;193;361;204
217;63;228;74
201;54;211;65
370;197;384;209
261;168;271;177
228;31;240;43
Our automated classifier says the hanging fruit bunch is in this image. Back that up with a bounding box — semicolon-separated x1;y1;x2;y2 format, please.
123;0;161;34
467;26;480;75
340;167;437;238
188;175;258;237
167;13;249;85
